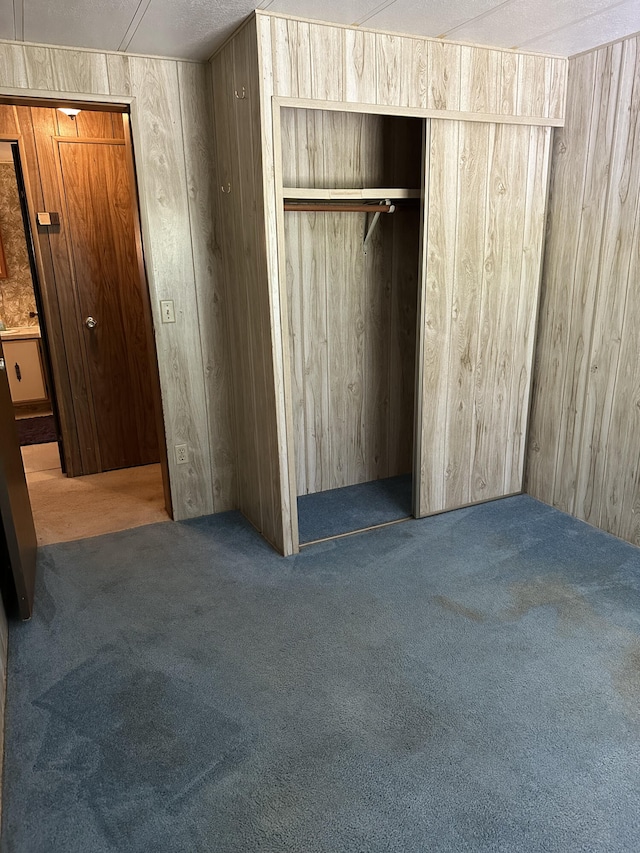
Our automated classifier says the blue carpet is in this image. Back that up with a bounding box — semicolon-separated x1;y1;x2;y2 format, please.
297;474;413;543
3;495;640;851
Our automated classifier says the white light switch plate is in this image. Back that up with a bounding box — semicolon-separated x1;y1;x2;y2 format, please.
160;300;175;323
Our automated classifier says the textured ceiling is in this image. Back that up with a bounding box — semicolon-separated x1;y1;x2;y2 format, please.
0;0;638;61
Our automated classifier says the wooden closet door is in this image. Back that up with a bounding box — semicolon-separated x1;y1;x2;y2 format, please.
56;139;159;471
414;120;552;516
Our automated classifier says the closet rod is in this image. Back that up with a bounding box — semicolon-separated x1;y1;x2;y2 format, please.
283;202;395;213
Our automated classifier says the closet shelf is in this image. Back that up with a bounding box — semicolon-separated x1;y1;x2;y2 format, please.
282;187;421;201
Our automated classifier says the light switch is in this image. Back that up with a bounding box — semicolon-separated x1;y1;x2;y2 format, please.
160;300;175;323
36;212;60;226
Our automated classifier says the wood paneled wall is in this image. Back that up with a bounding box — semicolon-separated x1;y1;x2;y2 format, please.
258;12;566;120
211;18;289;553
527;36;640;546
0;41;235;519
419;119;552;515
281;109;420;495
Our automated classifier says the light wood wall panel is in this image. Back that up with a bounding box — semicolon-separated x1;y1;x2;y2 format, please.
0;40;236;519
259;12;567;122
418;119;551;516
527;36;640;547
211;18;289;553
281;109;420;495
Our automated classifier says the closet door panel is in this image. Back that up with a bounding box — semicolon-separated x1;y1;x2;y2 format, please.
444;121;491;510
417;119;551;516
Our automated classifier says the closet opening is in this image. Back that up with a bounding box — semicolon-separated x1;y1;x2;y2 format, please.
279;107;424;546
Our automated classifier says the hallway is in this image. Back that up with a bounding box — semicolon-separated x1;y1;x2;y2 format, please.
22;443;168;545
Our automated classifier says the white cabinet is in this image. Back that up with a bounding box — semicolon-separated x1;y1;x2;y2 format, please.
3;339;47;403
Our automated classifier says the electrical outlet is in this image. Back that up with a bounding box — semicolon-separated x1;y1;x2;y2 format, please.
175;444;188;465
160;300;175;323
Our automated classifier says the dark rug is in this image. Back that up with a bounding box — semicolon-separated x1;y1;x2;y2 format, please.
4;495;640;852
15;414;57;446
298;473;413;543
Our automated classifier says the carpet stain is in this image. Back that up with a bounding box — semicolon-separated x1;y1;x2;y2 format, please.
33;648;248;846
505;577;595;634
433;594;485;623
613;639;640;716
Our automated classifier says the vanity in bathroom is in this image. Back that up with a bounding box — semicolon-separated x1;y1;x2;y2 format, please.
0;327;48;406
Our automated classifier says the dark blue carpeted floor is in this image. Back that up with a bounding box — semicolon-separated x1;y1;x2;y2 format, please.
297;474;413;542
3;494;640;851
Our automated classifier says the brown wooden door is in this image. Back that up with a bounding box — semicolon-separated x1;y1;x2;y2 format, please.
0;341;37;619
56;138;159;471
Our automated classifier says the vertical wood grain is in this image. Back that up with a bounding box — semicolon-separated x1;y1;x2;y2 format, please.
400;38;429;109
178;61;236;511
517;54;547;117
258;14;298;553
527;34;640;547
309;23;344;101
420;119;551;515
526;52;598;505
271;16;312;99
598;39;640;540
460;46;500;115
419;119;459;515
0;43;28;88
443;121;489;509
128;56;214;518
505;125;551;492
499;52;519;116
213;19;291;552
559;45;622;519
345;29;377;104
106;53;132;96
376;34;402;107
427;41;461;111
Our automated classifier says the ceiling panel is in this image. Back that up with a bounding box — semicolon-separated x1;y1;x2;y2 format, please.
126;0;260;60
2;0;640;63
522;0;640;54
24;0;141;52
363;0;506;38
265;1;384;27
0;0;15;40
449;0;614;48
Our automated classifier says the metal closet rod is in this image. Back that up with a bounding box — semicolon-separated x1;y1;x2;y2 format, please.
283;201;395;213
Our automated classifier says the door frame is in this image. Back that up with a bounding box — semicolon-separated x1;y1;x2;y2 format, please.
0;90;172;517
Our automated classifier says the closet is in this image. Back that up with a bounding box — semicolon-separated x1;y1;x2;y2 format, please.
210;11;567;556
279;109;424;543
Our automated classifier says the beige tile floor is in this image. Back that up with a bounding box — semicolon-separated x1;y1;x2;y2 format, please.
22;443;170;545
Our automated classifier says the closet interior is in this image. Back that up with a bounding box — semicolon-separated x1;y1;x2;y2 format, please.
279;107;424;544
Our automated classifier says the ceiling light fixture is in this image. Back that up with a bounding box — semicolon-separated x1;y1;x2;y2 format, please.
57;107;81;118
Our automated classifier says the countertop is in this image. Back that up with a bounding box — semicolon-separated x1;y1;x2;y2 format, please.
0;325;41;341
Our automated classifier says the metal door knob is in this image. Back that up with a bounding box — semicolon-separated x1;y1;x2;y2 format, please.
85;316;98;329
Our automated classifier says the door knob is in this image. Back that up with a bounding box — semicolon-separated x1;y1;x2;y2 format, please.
85;316;98;329
0;357;4;371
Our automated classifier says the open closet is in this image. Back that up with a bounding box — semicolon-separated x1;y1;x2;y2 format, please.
211;11;566;556
280;108;424;543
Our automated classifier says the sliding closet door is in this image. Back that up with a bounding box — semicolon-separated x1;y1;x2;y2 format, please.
415;120;552;517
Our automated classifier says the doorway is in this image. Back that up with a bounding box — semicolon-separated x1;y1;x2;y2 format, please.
0;101;171;545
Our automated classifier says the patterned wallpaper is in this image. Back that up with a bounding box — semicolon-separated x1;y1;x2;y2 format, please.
0;162;37;329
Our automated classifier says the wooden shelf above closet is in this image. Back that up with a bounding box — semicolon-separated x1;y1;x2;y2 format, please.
282;187;421;201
